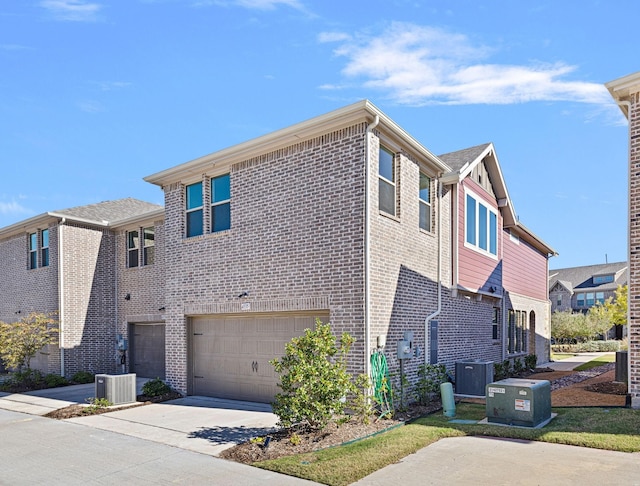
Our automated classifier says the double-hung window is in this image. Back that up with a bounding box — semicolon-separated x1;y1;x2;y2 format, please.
577;293;585;306
492;307;499;340
378;146;396;216
211;174;231;233
419;172;431;231
41;229;49;267
465;191;498;257
28;232;38;269
127;230;139;268
586;293;595;306
186;182;203;237
596;292;605;305
143;227;155;265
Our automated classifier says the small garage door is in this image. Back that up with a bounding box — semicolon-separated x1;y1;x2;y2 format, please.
190;313;327;403
130;323;166;379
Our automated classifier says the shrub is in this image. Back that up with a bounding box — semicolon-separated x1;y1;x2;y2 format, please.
414;363;448;405
350;373;376;425
71;371;95;384
11;369;44;388
271;319;355;430
44;374;69;388
551;340;621;353
513;358;524;374
524;354;537;370
142;378;172;397
85;397;112;414
494;360;512;381
0;312;58;371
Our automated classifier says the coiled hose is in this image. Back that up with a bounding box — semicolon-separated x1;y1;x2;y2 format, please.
370;351;393;417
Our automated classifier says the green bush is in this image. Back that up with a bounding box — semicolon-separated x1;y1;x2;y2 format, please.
414;363;448;405
44;374;69;387
142;378;172;397
271;319;355;430
551;340;620;353
71;371;95;384
350;374;376;425
494;360;512;381
524;354;537;370
85;397;112;414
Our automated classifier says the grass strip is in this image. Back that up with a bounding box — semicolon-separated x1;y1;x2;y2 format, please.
550;353;576;361
255;404;640;486
574;353;616;371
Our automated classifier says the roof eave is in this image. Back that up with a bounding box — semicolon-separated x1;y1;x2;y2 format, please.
109;208;165;228
144;100;450;187
605;72;640;118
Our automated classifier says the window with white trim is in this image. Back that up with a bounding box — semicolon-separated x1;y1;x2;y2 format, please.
211;174;231;233
41;229;49;267
465;191;498;256
143;227;155;266
186;182;203;237
586;293;595;306
596;292;605;305
28;232;38;269
593;274;614;284
577;293;585;306
127;230;139;268
378;146;396;216
419;172;431;231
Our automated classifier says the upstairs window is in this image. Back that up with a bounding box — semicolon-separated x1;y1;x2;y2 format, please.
211;174;231;233
378;146;396;216
593;274;614;284
41;229;49;267
465;192;498;257
127;230;139;268
557;295;562;307
28;232;38;269
596;292;605;305
186;182;203;237
419;172;431;232
143;227;155;266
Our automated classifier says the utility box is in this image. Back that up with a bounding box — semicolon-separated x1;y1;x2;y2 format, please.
95;373;137;405
486;378;551;427
615;351;628;384
455;360;494;396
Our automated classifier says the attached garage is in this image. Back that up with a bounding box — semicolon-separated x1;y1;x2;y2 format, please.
189;312;328;403
130;323;166;379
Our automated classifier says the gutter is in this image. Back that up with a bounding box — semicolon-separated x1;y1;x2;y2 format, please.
425;178;443;363
365;114;379;379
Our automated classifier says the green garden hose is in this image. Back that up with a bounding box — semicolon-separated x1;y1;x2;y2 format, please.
370;351;393;417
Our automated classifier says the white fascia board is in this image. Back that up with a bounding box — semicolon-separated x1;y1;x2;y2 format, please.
0;213;55;240
144;100;450;187
606;72;640;118
109;208;165;229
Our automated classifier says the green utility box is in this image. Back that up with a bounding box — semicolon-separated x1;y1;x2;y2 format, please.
486;378;551;427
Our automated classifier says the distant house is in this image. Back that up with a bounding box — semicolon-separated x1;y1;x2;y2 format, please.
0;101;556;403
549;262;628;313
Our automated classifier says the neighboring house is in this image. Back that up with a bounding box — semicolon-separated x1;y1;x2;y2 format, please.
549;262;628;313
0;100;556;403
143;100;555;402
0;198;163;377
607;72;640;409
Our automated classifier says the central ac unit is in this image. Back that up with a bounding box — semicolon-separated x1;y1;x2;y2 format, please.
95;373;137;405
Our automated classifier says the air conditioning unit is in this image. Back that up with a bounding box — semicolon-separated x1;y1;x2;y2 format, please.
455;360;494;396
95;373;137;405
486;378;551;427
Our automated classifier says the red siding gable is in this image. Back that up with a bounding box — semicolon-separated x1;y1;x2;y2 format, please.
502;229;548;301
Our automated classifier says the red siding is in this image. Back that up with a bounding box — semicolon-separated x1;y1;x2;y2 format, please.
502;229;548;300
457;178;502;292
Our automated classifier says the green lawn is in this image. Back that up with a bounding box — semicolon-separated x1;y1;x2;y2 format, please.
551;353;576;361
574;353;616;371
255;404;640;486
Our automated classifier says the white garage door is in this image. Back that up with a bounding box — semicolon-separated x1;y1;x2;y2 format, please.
190;313;327;403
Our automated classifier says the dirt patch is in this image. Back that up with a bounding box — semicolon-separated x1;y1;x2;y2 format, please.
44;391;183;419
221;366;629;464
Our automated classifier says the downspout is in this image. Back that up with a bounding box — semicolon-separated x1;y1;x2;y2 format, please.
58;218;66;377
365;114;379;379
618;99;632;392
425;178;443;363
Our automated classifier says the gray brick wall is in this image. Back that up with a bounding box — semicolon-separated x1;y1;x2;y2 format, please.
629;90;640;408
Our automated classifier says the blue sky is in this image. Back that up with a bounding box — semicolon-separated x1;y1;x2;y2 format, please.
0;0;633;269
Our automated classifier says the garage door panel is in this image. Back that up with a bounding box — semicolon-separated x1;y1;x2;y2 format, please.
190;313;327;403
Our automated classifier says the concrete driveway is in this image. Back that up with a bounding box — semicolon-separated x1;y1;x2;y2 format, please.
0;380;279;456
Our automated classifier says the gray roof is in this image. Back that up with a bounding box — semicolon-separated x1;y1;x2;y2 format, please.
53;198;163;225
549;262;628;294
439;143;491;172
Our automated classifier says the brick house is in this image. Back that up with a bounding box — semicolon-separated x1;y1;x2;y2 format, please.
549;262;628;314
143;100;555;402
1;101;555;403
0;198;162;377
606;72;640;408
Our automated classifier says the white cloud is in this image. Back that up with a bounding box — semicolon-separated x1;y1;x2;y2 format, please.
322;22;611;107
96;81;132;91
318;32;351;43
78;100;104;113
192;0;305;10
0;200;31;216
39;0;103;22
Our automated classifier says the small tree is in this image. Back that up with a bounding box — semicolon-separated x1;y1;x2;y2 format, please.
270;319;355;430
0;312;58;371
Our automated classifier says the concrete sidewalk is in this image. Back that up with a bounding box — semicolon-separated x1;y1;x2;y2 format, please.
0;380;280;456
539;351;614;371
